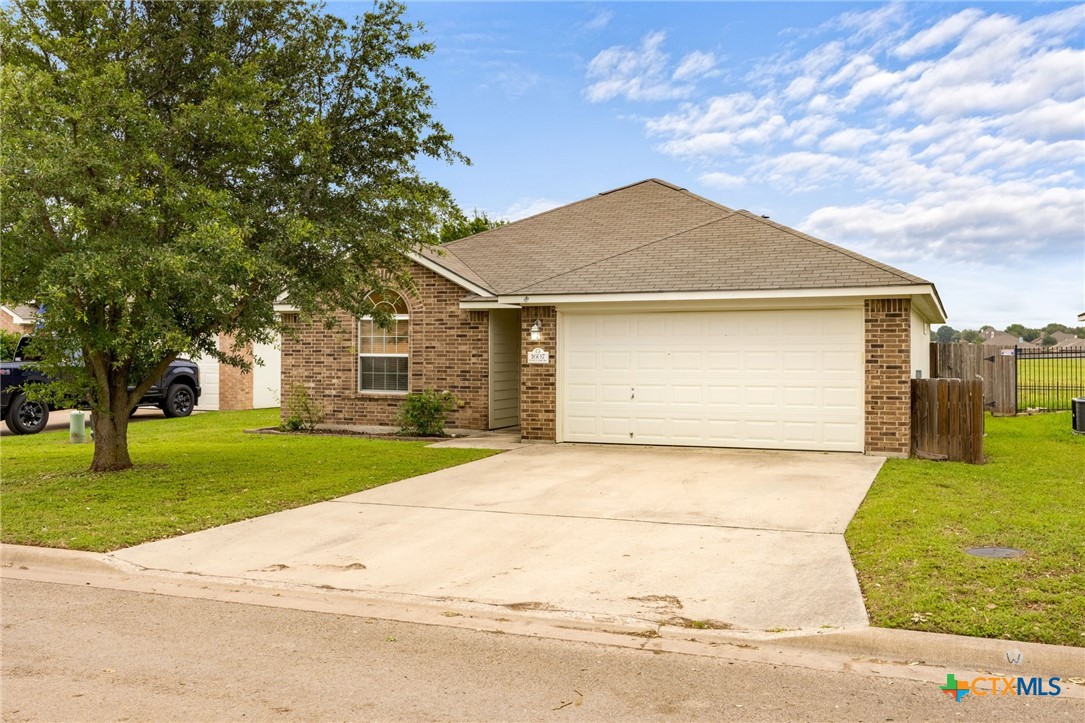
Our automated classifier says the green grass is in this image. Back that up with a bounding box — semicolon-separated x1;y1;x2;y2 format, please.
0;409;496;552
1016;356;1085;409
847;413;1085;647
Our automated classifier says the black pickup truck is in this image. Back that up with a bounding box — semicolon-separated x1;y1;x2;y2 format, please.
0;335;201;434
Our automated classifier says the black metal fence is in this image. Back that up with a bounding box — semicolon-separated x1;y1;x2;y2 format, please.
1015;346;1085;411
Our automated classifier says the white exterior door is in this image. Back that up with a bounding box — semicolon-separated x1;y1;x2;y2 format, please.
561;308;864;451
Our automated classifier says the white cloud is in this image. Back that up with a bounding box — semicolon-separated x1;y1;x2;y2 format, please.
584;31;721;102
583;9;613;31
612;4;1084;270
698;171;746;190
500;197;565;221
584;31;690;102
892;8;984;58
673;51;719;81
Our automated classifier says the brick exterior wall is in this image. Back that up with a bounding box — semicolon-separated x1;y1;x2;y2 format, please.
217;334;254;411
280;263;489;430
864;298;912;456
520;306;557;441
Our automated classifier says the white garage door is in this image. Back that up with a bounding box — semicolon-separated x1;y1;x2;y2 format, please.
562;308;864;452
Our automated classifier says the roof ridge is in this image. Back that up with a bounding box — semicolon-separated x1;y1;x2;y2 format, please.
733;210;927;285
509;209;737;296
444;179;732;250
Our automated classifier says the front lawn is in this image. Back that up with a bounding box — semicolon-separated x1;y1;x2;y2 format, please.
847;413;1085;647
0;409;496;552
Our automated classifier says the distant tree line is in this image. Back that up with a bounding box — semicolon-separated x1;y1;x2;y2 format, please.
934;323;1085;346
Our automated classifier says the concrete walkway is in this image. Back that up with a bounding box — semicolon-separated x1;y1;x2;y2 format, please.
111;445;884;632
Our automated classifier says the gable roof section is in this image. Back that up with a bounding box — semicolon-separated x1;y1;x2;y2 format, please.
417;178;937;308
515;210;926;294
420;179;730;295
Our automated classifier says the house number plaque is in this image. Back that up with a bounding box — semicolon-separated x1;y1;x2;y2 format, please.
527;348;550;364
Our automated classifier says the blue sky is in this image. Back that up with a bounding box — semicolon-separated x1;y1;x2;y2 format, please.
337;2;1084;330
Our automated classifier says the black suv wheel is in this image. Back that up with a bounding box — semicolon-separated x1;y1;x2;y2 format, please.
161;383;195;418
5;392;50;434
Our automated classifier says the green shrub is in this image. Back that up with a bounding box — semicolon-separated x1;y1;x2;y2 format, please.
282;383;323;432
0;329;21;361
397;389;458;437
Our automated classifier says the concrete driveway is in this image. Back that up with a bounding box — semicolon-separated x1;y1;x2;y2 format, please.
111;444;883;632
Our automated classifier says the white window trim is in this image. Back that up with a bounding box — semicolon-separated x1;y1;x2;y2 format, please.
357;308;410;394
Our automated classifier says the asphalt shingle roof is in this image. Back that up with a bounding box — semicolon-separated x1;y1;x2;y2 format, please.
422;179;931;296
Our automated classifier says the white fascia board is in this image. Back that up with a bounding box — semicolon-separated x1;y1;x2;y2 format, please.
0;306;31;325
458;300;521;310
405;251;494;298
273;304;300;313
499;285;947;321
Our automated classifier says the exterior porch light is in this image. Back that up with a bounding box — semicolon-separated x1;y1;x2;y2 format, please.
530;320;542;341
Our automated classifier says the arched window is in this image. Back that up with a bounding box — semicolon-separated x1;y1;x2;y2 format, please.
358;291;409;392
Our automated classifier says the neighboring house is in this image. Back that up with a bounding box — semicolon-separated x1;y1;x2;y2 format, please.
981;331;1038;347
281;179;947;457
0;305;37;334
1055;336;1085;349
193;333;281;411
1049;331;1082;347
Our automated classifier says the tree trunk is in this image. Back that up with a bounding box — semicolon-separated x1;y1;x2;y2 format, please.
89;395;134;472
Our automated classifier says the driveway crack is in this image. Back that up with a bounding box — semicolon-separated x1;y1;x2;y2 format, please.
329;500;841;536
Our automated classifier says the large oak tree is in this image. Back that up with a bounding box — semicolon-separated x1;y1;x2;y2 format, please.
1;0;466;470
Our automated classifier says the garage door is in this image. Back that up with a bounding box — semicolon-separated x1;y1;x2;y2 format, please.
562;309;863;451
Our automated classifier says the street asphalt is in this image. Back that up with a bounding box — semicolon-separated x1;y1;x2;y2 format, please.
3;578;1082;722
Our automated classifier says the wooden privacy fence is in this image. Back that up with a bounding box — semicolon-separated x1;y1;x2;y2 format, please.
911;378;984;464
929;343;1016;415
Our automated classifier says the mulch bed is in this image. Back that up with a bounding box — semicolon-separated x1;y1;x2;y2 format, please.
245;426;453;442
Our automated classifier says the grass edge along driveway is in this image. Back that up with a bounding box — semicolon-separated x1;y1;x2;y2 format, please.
847;413;1084;648
1;409;496;552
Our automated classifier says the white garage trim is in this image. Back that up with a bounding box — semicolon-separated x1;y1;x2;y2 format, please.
558;307;864;452
501;284;945;323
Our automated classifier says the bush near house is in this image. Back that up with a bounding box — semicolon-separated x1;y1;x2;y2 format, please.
847;413;1085;647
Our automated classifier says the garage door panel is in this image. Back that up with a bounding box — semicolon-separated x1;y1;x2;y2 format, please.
745;351;779;372
671;351;702;371
824;387;860;408
784;386;819;408
782;351;818;372
744;386;779;407
706;385;742;405
562;308;863;452
566;351;597;372
672;385;703;404
635;351;668;371
706;351;741;372
823;351;857;372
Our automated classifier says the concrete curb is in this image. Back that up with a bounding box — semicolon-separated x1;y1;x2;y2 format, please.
728;626;1084;679
2;543;123;575
4;543;1082;682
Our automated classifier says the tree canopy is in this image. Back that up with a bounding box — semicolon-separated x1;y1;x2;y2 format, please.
1;0;467;470
439;208;508;244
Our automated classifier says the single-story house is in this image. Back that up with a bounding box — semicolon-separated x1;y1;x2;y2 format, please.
981;330;1038;348
193;333;281;411
0;305;37;335
281;179;946;456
